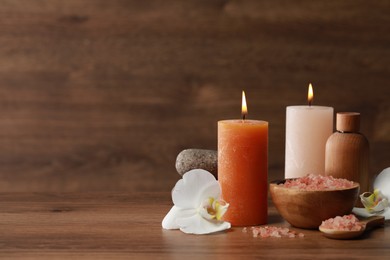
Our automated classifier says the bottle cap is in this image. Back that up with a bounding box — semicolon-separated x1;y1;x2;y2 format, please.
336;112;360;132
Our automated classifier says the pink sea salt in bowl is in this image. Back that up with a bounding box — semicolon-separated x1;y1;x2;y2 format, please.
269;174;360;229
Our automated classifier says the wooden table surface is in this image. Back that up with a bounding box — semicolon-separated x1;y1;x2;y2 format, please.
1;192;389;259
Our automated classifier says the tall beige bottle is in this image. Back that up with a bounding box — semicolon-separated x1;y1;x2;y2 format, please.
325;112;370;193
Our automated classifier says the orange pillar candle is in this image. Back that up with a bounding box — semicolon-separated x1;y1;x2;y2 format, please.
218;91;268;226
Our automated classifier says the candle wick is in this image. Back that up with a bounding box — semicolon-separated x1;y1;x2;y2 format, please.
242;114;246;121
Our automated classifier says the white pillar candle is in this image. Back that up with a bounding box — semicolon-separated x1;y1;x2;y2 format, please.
285;85;334;179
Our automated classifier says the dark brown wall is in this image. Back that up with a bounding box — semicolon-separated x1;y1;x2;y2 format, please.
0;0;388;192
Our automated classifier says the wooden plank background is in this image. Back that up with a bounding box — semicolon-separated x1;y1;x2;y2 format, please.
0;0;388;192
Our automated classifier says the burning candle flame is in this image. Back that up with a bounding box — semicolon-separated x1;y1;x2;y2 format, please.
308;83;314;106
242;90;248;120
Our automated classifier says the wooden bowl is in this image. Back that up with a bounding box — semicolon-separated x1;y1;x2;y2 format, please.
269;179;360;229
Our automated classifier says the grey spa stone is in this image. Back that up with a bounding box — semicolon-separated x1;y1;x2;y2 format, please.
175;149;218;178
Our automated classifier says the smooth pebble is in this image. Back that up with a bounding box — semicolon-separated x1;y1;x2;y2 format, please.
175;149;217;178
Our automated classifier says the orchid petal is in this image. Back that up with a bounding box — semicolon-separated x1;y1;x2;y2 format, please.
214;200;229;220
374;167;390;199
371;199;389;213
360;189;389;213
172;169;220;209
176;214;231;235
162;206;196;230
198;198;229;221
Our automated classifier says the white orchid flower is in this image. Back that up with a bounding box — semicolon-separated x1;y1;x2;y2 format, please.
162;169;231;234
360;189;389;214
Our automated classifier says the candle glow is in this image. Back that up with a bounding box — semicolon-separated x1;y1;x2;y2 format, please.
242;90;248;120
308;83;314;106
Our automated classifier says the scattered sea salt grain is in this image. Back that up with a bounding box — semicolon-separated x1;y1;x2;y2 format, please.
320;214;365;231
280;174;355;190
246;226;304;238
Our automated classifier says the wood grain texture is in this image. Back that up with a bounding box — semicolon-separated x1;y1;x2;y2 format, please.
0;0;388;191
0;192;389;259
325;131;370;193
